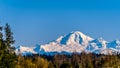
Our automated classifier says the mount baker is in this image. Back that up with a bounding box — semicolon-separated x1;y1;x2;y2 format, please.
15;31;120;56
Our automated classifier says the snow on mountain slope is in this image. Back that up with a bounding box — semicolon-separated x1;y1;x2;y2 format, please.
15;31;120;56
107;40;120;49
91;37;107;49
15;46;37;56
104;40;120;54
56;31;93;46
100;48;120;55
40;31;93;54
86;37;107;54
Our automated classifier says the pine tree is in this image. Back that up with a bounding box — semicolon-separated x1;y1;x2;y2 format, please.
0;24;4;50
0;24;3;40
0;23;17;68
4;23;15;53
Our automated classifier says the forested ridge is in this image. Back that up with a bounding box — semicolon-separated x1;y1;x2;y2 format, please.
0;23;120;68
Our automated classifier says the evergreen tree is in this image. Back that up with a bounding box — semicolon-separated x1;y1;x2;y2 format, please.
0;24;3;40
0;23;17;68
4;23;15;53
0;24;5;50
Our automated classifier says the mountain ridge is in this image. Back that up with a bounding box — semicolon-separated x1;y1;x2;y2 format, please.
15;31;120;56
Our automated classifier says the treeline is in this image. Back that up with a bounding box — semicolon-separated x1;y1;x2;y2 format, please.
0;23;120;68
15;53;120;68
2;52;120;68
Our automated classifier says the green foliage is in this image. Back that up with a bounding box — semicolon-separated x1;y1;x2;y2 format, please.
60;63;72;68
48;62;54;68
0;53;17;68
0;25;3;40
1;23;120;68
4;23;15;45
4;23;15;53
0;23;16;68
52;53;120;68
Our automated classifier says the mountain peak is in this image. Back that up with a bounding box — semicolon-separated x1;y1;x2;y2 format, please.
109;39;120;45
97;37;107;42
113;39;120;44
71;31;84;35
107;39;120;49
56;31;93;45
70;31;91;38
90;37;107;49
15;31;120;56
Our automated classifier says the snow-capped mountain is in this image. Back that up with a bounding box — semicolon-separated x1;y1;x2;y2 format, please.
86;37;107;54
15;31;120;56
107;39;120;49
15;46;37;56
56;31;93;46
39;31;94;54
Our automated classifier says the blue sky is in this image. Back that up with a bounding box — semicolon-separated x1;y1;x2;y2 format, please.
1;0;120;46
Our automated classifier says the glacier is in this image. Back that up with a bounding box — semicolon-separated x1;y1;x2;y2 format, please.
15;31;120;56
